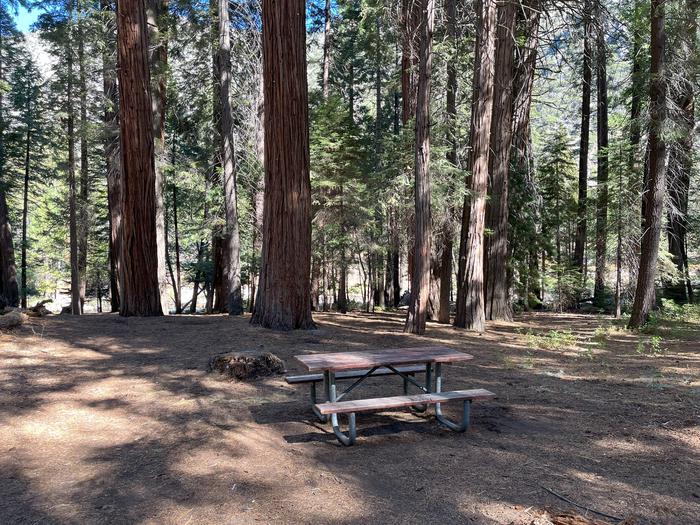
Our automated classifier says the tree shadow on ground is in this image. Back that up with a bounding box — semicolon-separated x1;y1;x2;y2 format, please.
0;311;698;524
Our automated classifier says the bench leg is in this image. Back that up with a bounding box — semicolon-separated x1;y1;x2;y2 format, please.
310;382;329;423
327;371;356;446
409;365;431;413
434;362;470;432
331;412;356;446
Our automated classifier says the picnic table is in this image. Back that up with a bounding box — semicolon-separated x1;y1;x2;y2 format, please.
288;346;495;445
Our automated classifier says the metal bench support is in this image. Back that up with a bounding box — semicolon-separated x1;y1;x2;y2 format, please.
434;362;470;432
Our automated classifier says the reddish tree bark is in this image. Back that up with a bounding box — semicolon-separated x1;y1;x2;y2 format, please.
629;0;666;328
117;0;164;317
454;0;497;332
484;0;516;322
251;0;314;330
404;0;435;334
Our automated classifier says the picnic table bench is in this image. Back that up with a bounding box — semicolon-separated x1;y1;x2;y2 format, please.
287;346;496;445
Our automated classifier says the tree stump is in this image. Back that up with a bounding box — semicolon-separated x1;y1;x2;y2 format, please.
208;351;285;381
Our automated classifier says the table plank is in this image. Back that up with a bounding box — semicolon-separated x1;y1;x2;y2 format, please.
295;346;473;372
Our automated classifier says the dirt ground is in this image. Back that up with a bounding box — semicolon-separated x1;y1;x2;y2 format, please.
1;311;698;525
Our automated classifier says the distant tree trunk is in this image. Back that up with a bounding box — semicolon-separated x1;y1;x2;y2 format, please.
454;0;497;332
404;0;434;335
0;21;17;309
148;0;169;314
251;0;315;330
117;0;164;317
594;1;609;304
629;0;666;328
20;87;32;309
170;182;182;313
214;0;244;315
484;0;516;322
0;186;18;309
103;0;121;313
77;11;89;309
66;2;81;315
322;0;331;98
666;0;696;303
250;78;264;313
437;0;457;325
615;145;623;317
574;0;592;275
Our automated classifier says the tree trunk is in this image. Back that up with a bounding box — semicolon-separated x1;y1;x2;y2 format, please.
66;2;81;315
484;0;516;322
666;0;697;303
103;0;121;313
629;0;666;328
594;1;609;304
250;78;265;313
454;0;497;332
148;0;169;314
77;11;89;309
251;0;315;330
117;0;164;317
215;0;244;315
322;0;331;98
21;89;31;309
574;0;592;275
0;186;18;309
404;0;434;335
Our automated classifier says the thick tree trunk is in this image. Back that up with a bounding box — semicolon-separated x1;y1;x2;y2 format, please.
148;0;169;314
404;0;434;335
117;0;164;317
594;1;609;304
251;0;315;330
454;0;497;332
629;0;666;328
574;0;592;275
215;0;244;315
484;0;516;322
103;0;121;313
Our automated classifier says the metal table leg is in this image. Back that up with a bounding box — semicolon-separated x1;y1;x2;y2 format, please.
310;382;329;423
434;362;470;432
327;370;356;446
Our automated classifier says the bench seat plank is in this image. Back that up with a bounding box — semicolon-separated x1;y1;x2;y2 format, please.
285;364;425;384
315;389;496;415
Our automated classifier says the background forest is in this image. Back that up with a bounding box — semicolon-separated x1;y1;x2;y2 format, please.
0;0;696;331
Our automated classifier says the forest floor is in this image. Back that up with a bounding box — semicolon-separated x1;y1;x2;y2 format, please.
1;311;698;525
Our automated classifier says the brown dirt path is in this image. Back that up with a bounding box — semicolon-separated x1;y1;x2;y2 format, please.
1;312;698;524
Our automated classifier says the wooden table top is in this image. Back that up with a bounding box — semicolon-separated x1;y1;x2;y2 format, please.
295;346;473;372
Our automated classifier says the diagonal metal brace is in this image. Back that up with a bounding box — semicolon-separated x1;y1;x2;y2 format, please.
335;366;380;402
